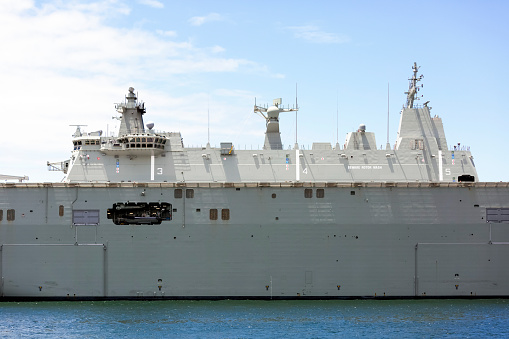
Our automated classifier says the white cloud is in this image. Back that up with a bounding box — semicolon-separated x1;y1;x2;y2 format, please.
286;25;349;44
138;0;164;8
157;29;178;37
211;45;225;53
0;0;271;181
188;12;222;26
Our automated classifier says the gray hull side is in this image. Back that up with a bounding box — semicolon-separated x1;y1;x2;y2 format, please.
1;184;509;299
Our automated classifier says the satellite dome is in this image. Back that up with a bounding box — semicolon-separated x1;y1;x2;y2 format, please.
146;122;154;130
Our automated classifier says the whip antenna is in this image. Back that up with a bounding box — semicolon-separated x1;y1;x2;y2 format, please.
295;83;298;145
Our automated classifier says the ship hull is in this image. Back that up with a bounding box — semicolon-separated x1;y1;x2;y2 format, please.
1;182;509;300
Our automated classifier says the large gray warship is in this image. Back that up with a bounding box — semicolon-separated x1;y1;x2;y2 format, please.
1;63;508;300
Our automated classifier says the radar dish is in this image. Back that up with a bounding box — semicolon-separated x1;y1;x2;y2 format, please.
146;122;154;130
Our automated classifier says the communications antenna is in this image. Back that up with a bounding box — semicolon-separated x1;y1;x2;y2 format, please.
295;83;298;145
336;90;339;144
207;96;210;147
387;83;390;147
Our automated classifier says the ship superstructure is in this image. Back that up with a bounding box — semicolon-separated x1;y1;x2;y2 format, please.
0;64;508;300
59;65;476;184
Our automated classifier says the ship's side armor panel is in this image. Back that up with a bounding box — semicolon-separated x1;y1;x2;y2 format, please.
1;183;509;299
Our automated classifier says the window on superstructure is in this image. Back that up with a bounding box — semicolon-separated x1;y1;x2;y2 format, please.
174;189;183;199
7;209;15;221
186;189;194;198
0;209;3;221
316;189;325;198
210;208;218;220
304;188;313;198
411;139;424;150
221;209;230;220
59;205;64;217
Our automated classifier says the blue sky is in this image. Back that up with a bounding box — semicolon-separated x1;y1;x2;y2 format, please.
1;0;508;182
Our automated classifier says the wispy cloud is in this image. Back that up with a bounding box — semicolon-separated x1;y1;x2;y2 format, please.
0;1;271;180
188;12;222;26
138;0;164;9
286;25;349;44
157;29;177;37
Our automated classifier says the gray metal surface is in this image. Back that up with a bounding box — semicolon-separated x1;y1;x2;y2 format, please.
0;64;506;300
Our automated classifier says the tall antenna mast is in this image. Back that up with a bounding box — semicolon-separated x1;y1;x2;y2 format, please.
387;82;390;145
295;83;298;145
207;96;210;147
336;90;339;144
386;82;392;150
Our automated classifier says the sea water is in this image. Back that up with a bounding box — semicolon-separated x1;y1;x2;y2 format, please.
1;299;508;338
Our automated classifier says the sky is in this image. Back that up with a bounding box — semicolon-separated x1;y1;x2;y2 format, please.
1;0;508;182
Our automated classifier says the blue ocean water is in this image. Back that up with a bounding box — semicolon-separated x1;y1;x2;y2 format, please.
1;299;508;338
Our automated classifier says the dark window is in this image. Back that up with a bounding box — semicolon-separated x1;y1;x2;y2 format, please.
107;202;172;225
59;205;64;217
459;174;475;182
210;208;218;220
222;209;230;220
174;189;183;199
72;209;100;225
304;188;313;198
186;189;194;198
7;209;15;221
350;191;356;195
316;189;325;198
0;209;3;221
272;193;276;199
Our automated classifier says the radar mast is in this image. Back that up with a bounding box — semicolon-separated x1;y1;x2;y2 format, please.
405;62;424;108
254;98;298;150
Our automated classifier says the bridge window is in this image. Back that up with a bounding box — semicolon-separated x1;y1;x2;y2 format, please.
174;189;182;198
304;189;313;198
186;189;194;198
316;189;325;198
